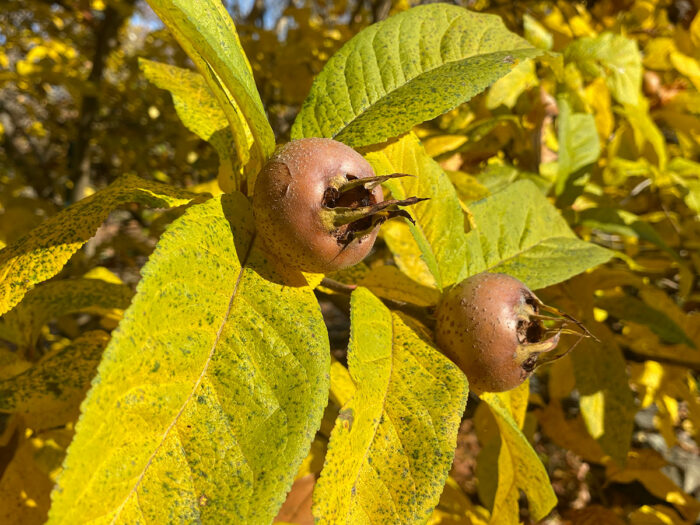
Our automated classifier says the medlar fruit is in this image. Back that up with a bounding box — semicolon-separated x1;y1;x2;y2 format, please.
435;272;587;393
253;138;422;273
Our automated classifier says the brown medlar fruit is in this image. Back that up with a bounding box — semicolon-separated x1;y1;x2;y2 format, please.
253;138;422;273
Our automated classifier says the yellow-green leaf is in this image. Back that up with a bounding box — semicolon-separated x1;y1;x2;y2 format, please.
365;133;468;290
0;331;109;429
145;0;275;190
565;32;642;106
313;287;468;523
0;174;198;317
139;58;228;142
293;4;542;147
48;194;329;524
481;392;557;523
138;59;244;193
486;59;538;110
465;180;612;289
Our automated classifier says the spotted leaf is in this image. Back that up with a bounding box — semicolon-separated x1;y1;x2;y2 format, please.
292;4;542;147
313;287;468;523
48;193;330;524
0;174;198;317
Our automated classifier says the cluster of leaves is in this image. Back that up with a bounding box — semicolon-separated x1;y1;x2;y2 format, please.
0;1;698;525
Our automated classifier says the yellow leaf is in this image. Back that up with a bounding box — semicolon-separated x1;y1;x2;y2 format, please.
480;393;557;524
365;132;470;291
0;174;198;317
584;78;614;140
48;194;330;524
428;476;490;525
329;356;355;408
0;429;70;525
486;59;538;110
535;400;606;464
313;288;468;523
607;450;700;522
0;331;109;430
643;38;676;70
2;279;132;349
628;504;687;525
670;51;700;91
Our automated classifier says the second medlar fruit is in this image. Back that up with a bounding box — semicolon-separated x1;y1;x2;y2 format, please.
435;272;582;393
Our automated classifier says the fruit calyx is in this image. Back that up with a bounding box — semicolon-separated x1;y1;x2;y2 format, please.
514;294;597;371
319;173;427;244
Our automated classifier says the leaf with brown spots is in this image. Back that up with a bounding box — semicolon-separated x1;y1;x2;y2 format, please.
48;193;330;524
0;174;198;317
313;287;468;523
292;4;542;148
0;331;110;430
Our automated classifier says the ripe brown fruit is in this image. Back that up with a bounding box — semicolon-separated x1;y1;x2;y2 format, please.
435;272;562;393
253;138;422;273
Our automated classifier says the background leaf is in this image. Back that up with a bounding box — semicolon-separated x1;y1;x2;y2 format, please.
0;330;109;429
543;274;637;464
49;193;329;524
313;287;468;523
596;295;695;347
0;174;197;317
554;96;600;204
464;180;612;289
292;4;542;147
565;33;642;106
138;59;240;190
365;133;468;290
2;279;132;349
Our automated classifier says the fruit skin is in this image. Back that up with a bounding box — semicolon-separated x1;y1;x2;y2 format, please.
253;138;383;274
435;272;557;393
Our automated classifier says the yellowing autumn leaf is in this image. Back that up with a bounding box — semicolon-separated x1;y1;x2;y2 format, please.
0;174;199;317
313;287;468;523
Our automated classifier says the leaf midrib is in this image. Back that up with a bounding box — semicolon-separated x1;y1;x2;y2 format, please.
109;237;254;524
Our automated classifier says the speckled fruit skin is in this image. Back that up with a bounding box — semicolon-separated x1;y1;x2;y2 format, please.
435;272;541;393
253;138;383;274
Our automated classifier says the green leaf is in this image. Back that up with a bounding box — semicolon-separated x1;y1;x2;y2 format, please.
565;32;642;106
0;174;197;317
476;164;551;195
48;194;329;524
313;287;468;523
139;59;241;192
0;331;109;429
465;180;612;289
554;97;600;204
292;4;542;147
481;392;557;523
596;295;696;347
145;0;275;189
365;133;468;290
2;279;132;349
